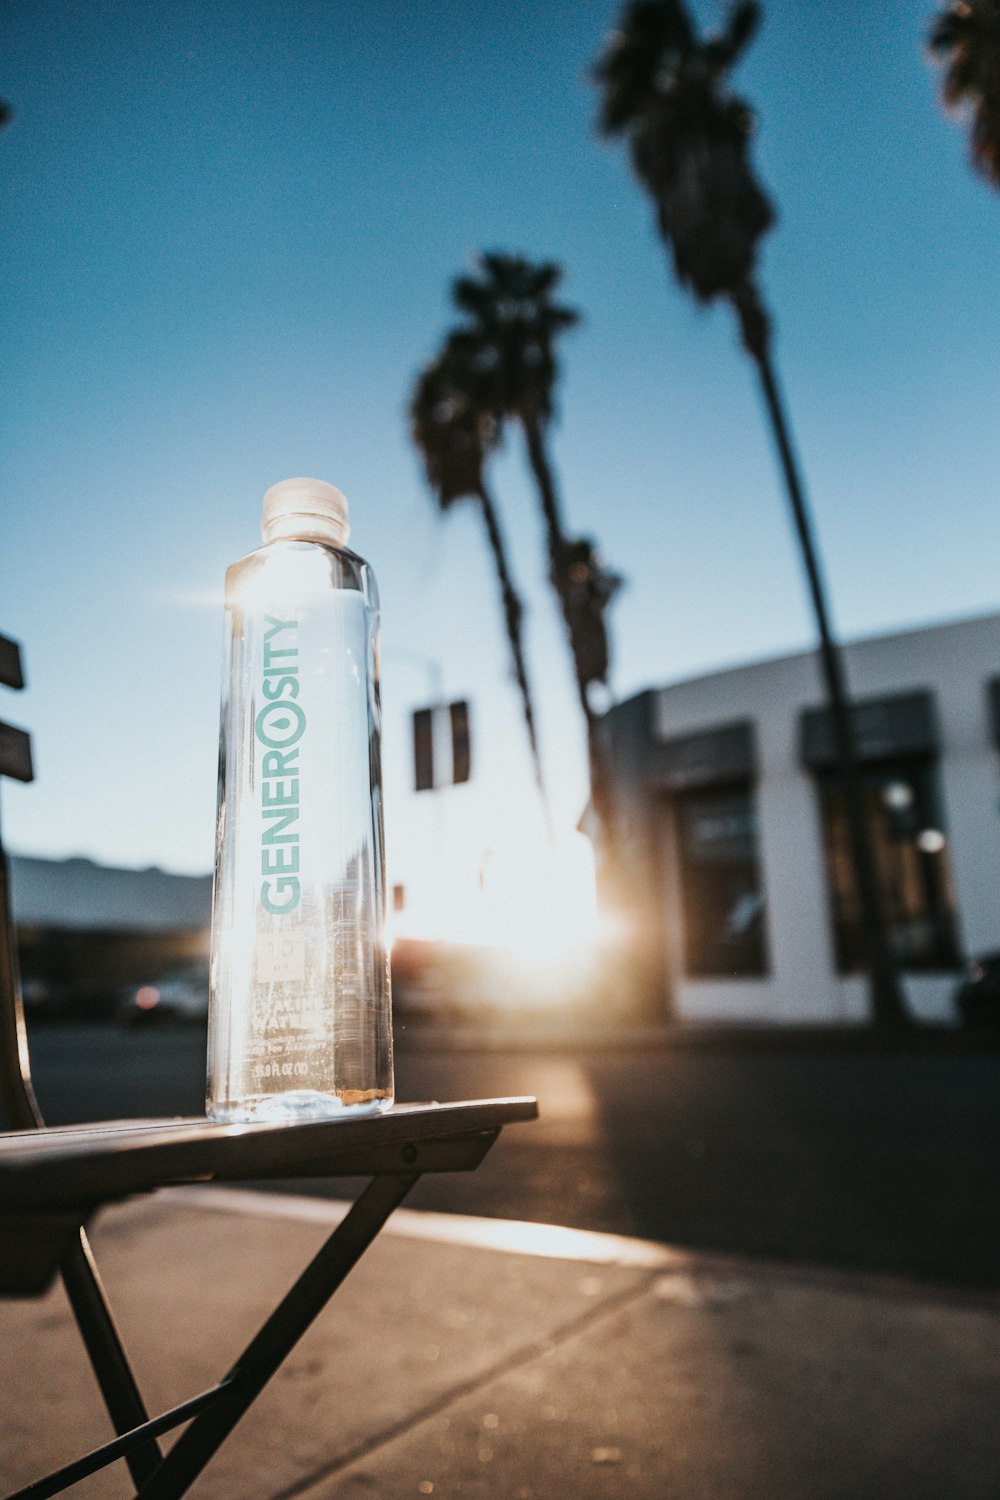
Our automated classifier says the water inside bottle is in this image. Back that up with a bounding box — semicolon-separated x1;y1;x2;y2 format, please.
208;538;393;1121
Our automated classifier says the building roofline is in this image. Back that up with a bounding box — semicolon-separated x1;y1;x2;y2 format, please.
644;608;1000;698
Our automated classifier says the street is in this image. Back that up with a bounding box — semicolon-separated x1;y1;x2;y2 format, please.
24;1021;1000;1292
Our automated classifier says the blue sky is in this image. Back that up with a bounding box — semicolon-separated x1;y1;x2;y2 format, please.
2;0;998;893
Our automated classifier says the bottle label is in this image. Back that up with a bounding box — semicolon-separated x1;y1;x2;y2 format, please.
255;615;305;917
254;931;307;985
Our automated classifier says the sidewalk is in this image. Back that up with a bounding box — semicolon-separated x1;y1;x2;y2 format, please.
3;1188;1000;1499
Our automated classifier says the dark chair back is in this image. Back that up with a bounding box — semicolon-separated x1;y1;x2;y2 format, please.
0;633;42;1130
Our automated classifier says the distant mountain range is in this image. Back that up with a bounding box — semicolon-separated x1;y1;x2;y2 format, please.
9;854;212;932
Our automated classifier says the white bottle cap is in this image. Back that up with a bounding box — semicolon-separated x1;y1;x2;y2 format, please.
261;477;351;547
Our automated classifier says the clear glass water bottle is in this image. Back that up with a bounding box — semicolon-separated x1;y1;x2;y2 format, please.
207;478;394;1122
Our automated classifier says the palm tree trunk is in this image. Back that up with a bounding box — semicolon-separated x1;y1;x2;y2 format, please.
521;413;568;576
748;335;911;1030
520;414;622;864
475;477;547;807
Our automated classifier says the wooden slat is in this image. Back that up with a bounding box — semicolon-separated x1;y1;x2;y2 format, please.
0;721;32;783
0;1096;539;1209
0;636;24;691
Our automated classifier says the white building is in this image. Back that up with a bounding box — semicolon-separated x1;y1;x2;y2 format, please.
603;613;1000;1025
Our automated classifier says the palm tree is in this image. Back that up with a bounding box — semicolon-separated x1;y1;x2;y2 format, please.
929;1;1000;186
409;334;546;805
594;0;910;1028
449;252;624;867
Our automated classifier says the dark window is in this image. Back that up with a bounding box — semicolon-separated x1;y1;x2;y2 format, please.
817;758;960;972
412;708;434;791
675;786;768;977
450;699;471;784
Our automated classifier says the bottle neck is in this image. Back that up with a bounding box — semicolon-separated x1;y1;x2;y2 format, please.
262;512;350;547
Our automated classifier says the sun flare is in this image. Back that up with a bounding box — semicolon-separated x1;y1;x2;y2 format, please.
387;830;598;1003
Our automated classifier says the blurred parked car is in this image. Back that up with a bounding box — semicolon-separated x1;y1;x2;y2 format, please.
954;952;1000;1028
119;963;208;1026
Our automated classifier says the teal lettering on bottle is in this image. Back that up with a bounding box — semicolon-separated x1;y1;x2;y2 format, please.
255;700;305;749
257;618;302;913
261;876;300;913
